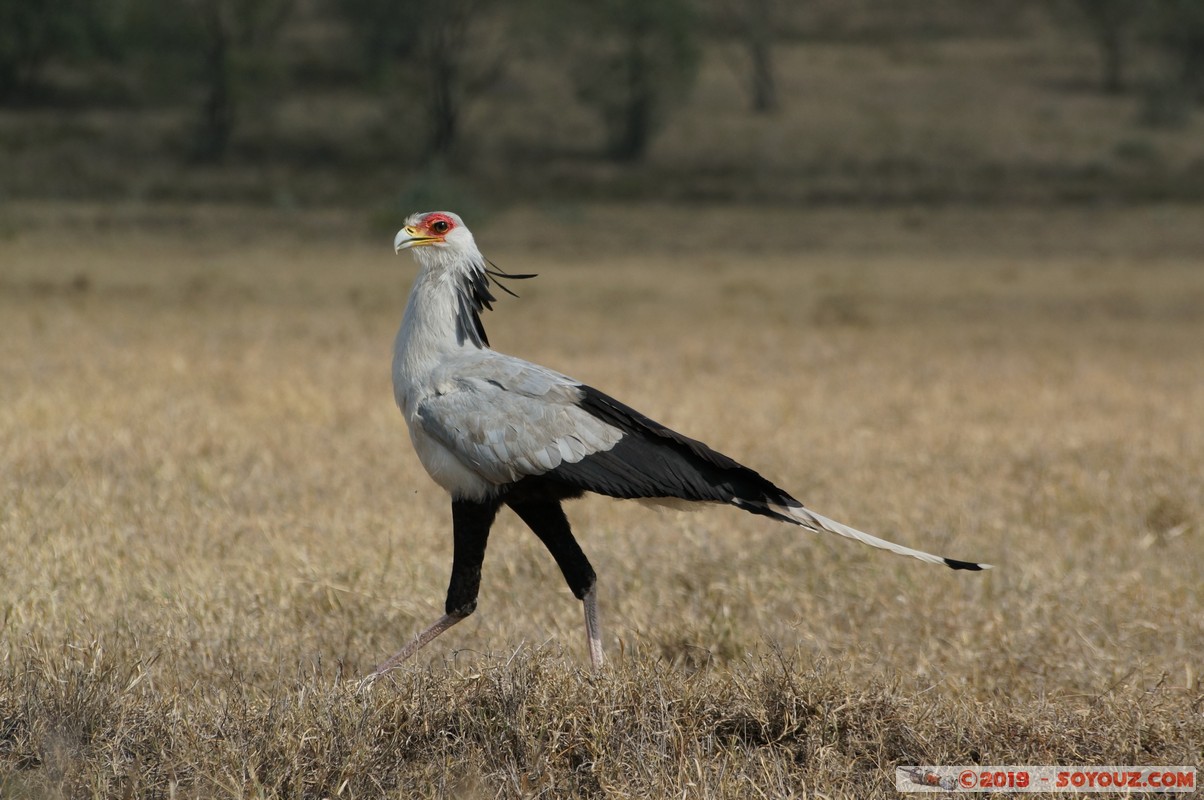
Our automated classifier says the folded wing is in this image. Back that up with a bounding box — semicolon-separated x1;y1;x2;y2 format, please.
414;354;624;486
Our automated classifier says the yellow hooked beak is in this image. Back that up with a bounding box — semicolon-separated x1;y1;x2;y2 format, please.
394;226;441;252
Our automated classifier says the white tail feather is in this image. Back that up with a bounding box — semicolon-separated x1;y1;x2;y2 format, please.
765;502;992;570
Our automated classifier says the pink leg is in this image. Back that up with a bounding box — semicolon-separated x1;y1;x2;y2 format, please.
371;613;465;676
367;500;498;679
583;585;604;669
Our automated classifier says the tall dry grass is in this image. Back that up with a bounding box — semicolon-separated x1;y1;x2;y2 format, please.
1;202;1201;797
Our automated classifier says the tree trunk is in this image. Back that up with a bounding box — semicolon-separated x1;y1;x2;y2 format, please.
1100;25;1124;94
427;65;458;155
1181;33;1204;102
608;35;652;161
747;0;779;112
193;0;233;162
1075;0;1133;96
423;17;460;156
0;5;50;104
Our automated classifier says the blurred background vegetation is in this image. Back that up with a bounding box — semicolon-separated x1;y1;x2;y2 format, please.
2;0;1204;212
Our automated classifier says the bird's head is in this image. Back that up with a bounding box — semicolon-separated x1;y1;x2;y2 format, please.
394;210;536;307
394;211;478;266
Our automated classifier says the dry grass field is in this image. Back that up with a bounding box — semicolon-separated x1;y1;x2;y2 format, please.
1;201;1201;797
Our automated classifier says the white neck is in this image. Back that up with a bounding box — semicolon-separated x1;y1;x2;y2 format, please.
392;253;488;411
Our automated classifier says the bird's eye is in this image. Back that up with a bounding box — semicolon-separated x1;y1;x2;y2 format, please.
431;219;450;234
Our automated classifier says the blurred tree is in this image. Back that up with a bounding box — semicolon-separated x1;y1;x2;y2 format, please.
336;0;504;157
714;0;785;113
541;0;700;161
0;0;106;103
743;0;779;113
337;0;419;76
1069;0;1143;94
123;0;292;161
1151;0;1204;102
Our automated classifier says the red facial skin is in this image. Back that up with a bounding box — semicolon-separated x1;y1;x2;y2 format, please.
420;213;457;237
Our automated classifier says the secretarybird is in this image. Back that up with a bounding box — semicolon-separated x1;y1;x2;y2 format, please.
374;210;989;674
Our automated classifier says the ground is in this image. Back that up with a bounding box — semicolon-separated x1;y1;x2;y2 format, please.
0;201;1200;797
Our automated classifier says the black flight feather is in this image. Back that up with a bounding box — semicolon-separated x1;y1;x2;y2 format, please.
545;385;802;521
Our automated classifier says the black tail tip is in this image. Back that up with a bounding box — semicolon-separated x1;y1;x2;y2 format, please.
944;557;989;571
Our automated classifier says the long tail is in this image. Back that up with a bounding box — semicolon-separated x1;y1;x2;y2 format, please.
737;499;991;570
562;385;992;571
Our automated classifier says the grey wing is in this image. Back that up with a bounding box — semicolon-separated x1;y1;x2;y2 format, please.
414;355;623;485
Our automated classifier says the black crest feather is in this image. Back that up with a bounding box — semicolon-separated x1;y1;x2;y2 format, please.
453;259;538;348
